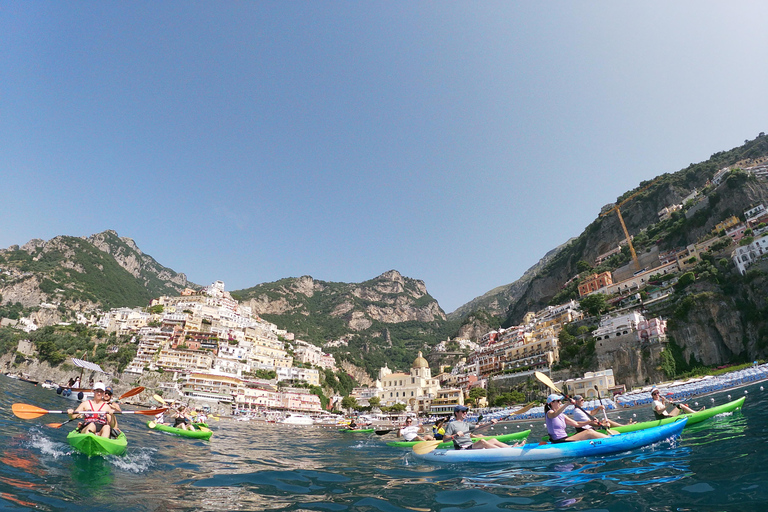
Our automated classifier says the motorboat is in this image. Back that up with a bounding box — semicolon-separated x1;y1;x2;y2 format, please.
279;413;314;426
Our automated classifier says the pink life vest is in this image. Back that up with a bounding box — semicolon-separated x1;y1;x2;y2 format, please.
82;400;109;425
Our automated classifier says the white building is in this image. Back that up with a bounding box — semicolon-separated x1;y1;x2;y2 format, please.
732;234;768;275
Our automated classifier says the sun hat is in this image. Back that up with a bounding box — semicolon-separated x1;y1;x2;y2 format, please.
93;382;106;391
547;393;564;403
573;395;584;401
454;404;469;413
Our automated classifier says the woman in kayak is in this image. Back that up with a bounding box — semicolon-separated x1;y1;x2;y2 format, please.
651;388;699;419
104;386;123;437
545;394;608;443
67;382;115;438
571;395;631;431
442;405;517;449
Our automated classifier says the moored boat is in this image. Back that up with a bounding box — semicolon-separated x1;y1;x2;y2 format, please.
388;429;531;448
414;420;686;463
66;430;128;456
147;421;213;440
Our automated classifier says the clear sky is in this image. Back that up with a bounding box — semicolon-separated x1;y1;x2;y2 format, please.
2;2;767;313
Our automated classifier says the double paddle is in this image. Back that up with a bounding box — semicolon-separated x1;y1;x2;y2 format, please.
40;386;148;428
412;402;535;455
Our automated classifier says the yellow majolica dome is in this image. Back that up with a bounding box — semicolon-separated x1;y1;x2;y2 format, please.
412;351;429;368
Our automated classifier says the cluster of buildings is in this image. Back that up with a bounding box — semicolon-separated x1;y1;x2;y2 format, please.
96;281;338;415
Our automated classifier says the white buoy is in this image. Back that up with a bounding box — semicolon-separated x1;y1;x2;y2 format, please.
728;394;731;399
695;402;698;406
760;386;764;391
711;398;715;402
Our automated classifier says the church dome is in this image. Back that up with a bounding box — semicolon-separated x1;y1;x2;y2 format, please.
412;351;429;368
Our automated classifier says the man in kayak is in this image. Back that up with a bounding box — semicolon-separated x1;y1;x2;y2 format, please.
651;388;699;419
545;394;608;442
442;405;515;449
104;386;123;437
398;417;434;441
67;382;114;438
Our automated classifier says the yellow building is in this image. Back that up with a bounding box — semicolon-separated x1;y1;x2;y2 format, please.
378;352;441;413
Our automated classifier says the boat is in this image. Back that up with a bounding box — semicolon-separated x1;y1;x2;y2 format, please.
41;380;58;389
147;421;213;440
607;396;745;434
388;429;531;448
66;430;128;456
279;414;314;426
414;419;686;463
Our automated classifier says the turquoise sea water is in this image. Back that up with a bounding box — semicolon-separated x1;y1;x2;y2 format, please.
1;375;766;512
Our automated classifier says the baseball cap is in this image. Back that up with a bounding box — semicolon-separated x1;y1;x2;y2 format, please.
93;382;106;391
547;393;564;403
454;404;469;413
105;386;114;395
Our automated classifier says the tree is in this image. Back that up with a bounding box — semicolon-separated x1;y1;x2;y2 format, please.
368;396;381;408
579;294;607;317
576;260;593;273
468;387;487;400
341;396;358;412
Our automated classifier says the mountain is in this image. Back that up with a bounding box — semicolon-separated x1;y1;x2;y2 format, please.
233;270;460;377
448;240;575;322
0;230;193;318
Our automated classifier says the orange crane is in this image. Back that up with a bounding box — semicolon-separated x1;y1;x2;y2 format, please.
600;178;661;271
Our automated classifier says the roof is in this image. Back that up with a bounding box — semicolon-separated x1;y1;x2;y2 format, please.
71;358;108;374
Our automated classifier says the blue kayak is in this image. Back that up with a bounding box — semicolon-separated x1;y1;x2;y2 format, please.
414;418;686;463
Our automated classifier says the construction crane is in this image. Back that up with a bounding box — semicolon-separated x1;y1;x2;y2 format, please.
600;178;661;271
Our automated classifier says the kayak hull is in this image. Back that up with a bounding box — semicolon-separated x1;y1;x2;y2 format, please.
67;430;127;456
415;420;686;463
147;421;213;440
388;429;531;448
610;396;745;434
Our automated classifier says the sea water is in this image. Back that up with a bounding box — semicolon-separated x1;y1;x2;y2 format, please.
1;375;766;511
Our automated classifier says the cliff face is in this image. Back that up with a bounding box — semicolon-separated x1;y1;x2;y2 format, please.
236;270;454;377
240;270;447;331
0;230;192;321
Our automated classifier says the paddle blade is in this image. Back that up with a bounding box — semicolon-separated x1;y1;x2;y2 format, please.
119;386;145;400
148;421;157;428
412;440;443;455
375;430;393;436
46;422;65;429
512;402;535;416
128;407;167;416
153;394;167;405
12;404;48;419
534;372;562;394
607;428;620;436
198;426;211;433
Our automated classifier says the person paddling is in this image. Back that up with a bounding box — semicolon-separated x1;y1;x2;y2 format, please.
651;388;699;419
104;386;122;437
66;382;114;438
442;405;516;449
545;394;608;443
398;417;434;441
571;395;630;431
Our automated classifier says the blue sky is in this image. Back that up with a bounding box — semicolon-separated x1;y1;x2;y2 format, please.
2;2;767;313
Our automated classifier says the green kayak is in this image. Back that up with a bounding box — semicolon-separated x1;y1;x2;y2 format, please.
541;396;746;441
67;430;128;456
609;396;745;433
387;429;531;448
147;421;213;440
